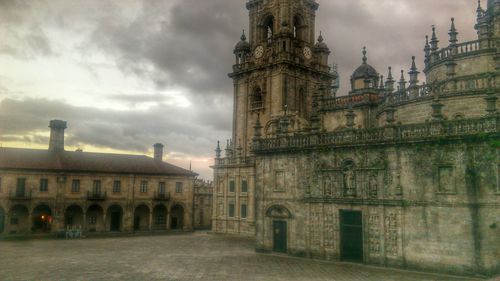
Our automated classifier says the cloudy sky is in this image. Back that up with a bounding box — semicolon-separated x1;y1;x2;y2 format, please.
0;0;480;179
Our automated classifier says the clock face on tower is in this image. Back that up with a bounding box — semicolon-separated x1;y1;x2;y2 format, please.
254;46;264;59
303;47;312;60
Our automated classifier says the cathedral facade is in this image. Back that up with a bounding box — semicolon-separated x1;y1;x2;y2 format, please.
213;0;500;277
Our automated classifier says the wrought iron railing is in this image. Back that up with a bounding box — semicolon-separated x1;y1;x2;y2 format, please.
154;192;170;201
86;191;107;201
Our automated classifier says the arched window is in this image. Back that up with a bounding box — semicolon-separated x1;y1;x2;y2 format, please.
262;15;274;44
251;87;264;110
293;15;304;40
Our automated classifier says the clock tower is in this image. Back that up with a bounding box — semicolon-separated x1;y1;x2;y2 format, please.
213;0;335;236
230;0;335;156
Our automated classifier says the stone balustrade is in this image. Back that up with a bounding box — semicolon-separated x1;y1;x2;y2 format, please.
427;39;495;69
253;115;500;153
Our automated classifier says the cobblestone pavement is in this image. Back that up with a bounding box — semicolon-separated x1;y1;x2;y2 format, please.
0;232;494;281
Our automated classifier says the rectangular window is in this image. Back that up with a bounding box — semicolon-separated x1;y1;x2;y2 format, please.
89;216;97;225
140;181;148;193
71;180;80;193
16;178;26;196
10;218;19;225
229;204;235;217
93;180;102;194
113;180;121;193
241;180;248;193
159;182;166;194
175;182;183;193
241;204;247;219
39;179;49;192
229;180;235;193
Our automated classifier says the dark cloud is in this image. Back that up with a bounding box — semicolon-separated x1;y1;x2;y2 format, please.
0;0;484;179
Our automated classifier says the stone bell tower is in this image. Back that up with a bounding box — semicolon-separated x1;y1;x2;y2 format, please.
229;0;335;156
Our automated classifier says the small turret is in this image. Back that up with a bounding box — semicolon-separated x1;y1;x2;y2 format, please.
398;70;407;91
314;32;330;66
408;56;420;88
234;30;250;64
448;18;458;46
430;25;439;52
385;67;395;92
424;35;431;67
350;47;379;91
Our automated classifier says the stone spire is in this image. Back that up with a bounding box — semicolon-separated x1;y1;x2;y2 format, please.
215;141;221;158
477;0;484;19
448;18;458;46
408;56;420;87
398;70;407;91
379;75;385;89
424;35;431;65
362;46;368;64
430;25;439;52
385;67;395;92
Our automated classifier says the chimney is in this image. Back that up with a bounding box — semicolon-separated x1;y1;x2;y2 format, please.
153;143;164;162
48;120;67;152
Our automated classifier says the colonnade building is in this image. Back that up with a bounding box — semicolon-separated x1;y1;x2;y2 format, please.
0;120;197;235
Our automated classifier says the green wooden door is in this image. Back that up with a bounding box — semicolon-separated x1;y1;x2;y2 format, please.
340;210;363;261
273;220;287;253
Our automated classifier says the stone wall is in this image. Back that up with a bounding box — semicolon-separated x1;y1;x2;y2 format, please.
254;139;500;276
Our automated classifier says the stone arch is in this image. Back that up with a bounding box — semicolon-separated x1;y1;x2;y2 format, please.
265;205;293;219
133;204;150;231
260;14;275;44
293;14;307;41
106;204;123;232
64;204;84;228
32;204;53;233
153;204;167;231
87;204;104;232
170;204;185;230
9;204;30;234
0;205;5;234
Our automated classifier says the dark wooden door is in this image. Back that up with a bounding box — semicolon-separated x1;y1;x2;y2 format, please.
134;216;140;231
273;220;287;253
110;212;121;231
340;210;363;261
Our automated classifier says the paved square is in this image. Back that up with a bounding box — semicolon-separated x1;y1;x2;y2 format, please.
0;232;491;281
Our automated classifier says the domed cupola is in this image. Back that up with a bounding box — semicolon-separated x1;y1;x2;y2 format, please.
234;30;250;64
314;32;329;52
350;47;379;91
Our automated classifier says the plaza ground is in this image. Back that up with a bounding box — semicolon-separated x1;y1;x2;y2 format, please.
0;232;496;281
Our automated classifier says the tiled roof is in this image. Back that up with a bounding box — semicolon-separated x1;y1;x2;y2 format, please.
0;147;197;177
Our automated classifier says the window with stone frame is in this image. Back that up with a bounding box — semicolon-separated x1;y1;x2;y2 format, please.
229;203;235;217
274;171;285;192
158;182;166;194
229;180;236;193
10;218;19;225
39;178;49;192
140;181;148;193
437;165;456;194
71;180;80;193
113;180;121;193
88;216;97;225
92;180;102;194
250;87;264;110
16;178;26;196
175;182;183;193
241;179;248;193
241;204;247;219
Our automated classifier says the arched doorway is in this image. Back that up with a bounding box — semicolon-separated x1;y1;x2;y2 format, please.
170;205;184;230
133;205;150;231
32;204;52;233
65;205;84;228
266;205;293;253
0;207;5;234
153;204;167;231
9;205;29;234
87;204;104;232
106;204;123;232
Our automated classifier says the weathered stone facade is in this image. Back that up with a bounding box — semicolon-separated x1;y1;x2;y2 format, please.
194;179;213;230
0;121;197;236
213;0;500;277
